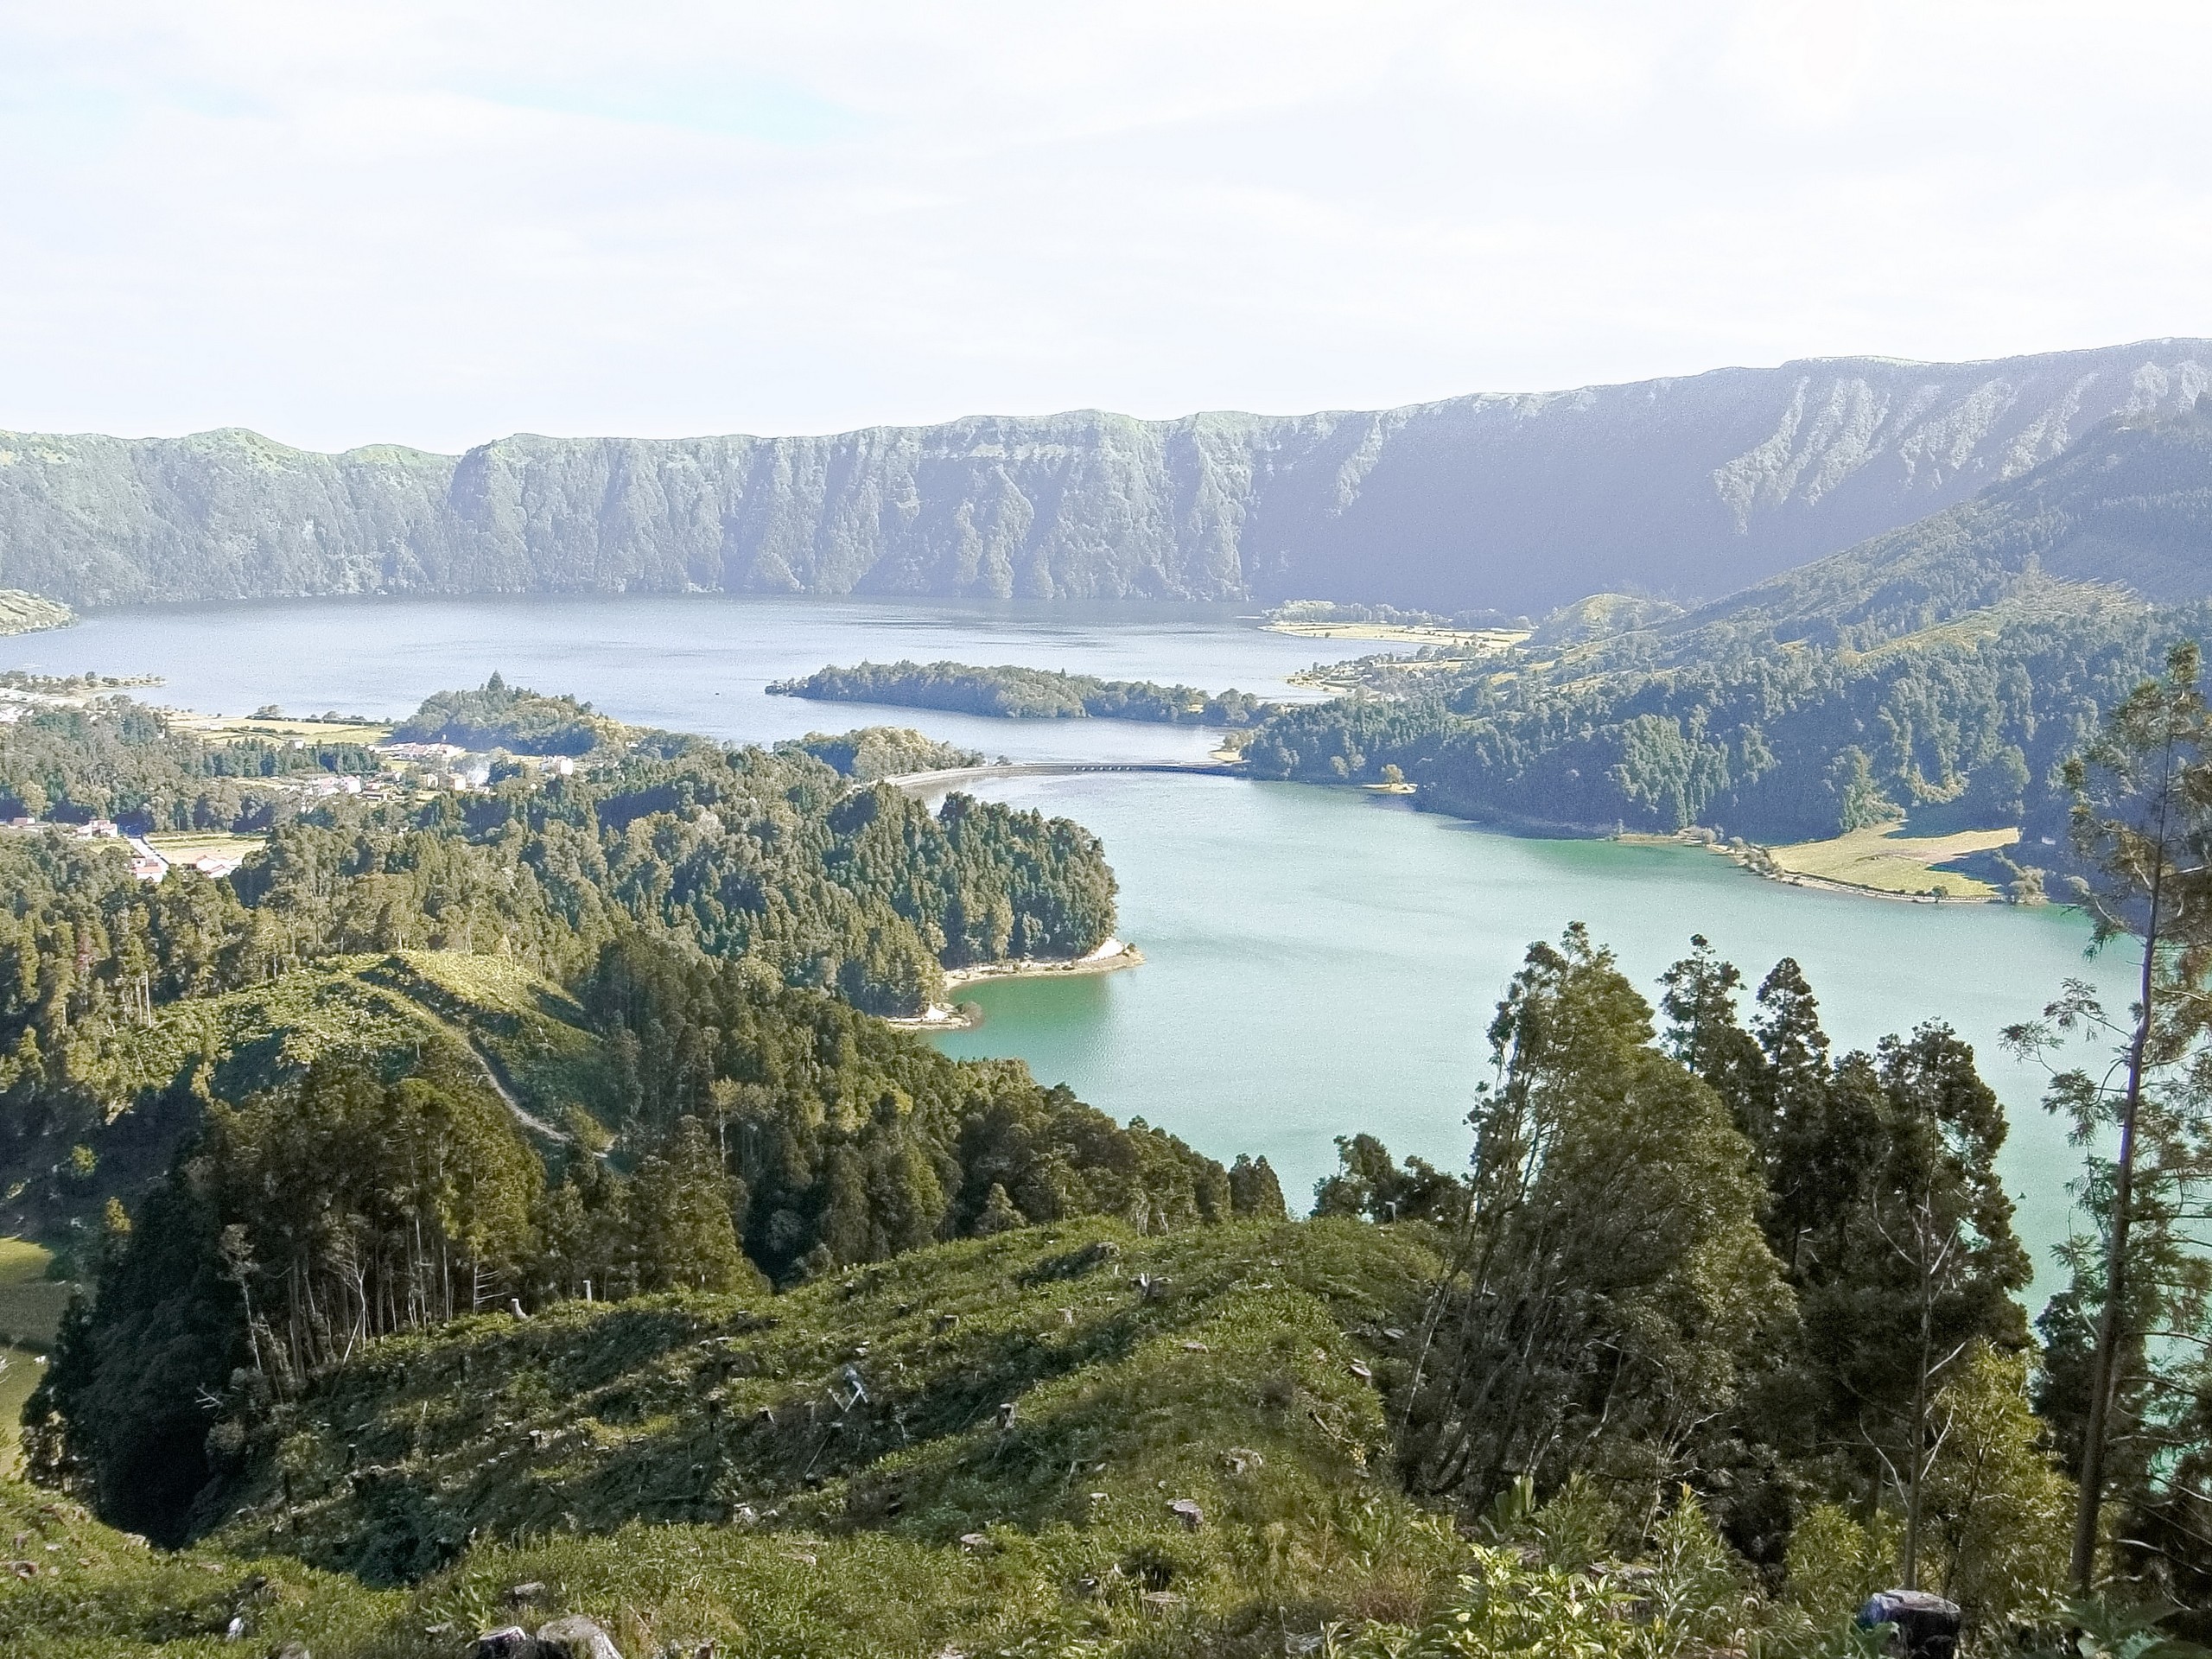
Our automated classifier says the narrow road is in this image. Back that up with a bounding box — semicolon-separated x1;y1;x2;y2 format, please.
467;1039;574;1145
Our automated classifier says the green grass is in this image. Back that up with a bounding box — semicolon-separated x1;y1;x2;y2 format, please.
183;1217;1458;1656
361;952;622;1126
0;1482;401;1658
0;1240;66;1350
82;950;615;1135
0;1241;60;1471
0;1239;48;1287
142;831;267;862
0;1284;67;1350
1767;823;2019;899
0;1347;45;1475
169;713;392;745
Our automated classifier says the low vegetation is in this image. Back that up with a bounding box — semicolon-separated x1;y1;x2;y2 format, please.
0;591;72;636
1765;823;2023;899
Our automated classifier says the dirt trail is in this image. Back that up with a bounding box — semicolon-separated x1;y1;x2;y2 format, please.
467;1039;573;1144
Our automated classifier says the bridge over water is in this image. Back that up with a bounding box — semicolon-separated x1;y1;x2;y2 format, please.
883;760;1243;795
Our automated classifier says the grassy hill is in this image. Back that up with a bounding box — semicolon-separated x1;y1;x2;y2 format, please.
8;951;620;1249
3;1217;1456;1657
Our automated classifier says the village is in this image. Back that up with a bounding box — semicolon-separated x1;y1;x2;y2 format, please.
0;680;581;883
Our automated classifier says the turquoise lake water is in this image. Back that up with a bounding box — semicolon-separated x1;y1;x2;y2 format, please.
1;594;2127;1294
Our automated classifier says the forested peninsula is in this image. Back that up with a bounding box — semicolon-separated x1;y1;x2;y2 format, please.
1243;410;2212;883
770;659;1271;726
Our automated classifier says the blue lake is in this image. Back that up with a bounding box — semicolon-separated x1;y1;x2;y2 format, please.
3;594;2125;1296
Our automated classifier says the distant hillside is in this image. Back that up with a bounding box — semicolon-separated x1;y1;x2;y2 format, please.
3;341;2209;615
1676;407;2212;647
1243;413;2212;846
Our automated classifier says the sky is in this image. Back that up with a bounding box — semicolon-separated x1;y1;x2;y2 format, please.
1;1;2209;454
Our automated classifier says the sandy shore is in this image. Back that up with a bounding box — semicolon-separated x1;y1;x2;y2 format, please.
887;938;1145;1031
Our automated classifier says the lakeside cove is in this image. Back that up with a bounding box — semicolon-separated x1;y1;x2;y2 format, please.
887;938;1147;1030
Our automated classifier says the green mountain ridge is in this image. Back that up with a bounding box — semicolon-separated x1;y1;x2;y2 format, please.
1242;413;2212;845
1670;410;2212;649
6;342;2210;615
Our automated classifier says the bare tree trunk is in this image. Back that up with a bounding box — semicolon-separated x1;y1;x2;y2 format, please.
2074;842;2164;1592
1904;1217;1936;1591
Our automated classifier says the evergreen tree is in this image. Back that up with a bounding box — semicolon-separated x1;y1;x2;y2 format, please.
1662;939;2029;1545
2027;639;2212;1592
626;1116;760;1294
1227;1153;1287;1219
1405;927;1789;1514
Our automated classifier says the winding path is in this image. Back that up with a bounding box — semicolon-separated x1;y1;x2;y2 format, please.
467;1038;575;1146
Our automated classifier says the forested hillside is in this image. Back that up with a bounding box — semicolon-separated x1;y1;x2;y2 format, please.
0;681;1139;1265
4;341;2208;615
18;925;2205;1656
1244;411;2212;849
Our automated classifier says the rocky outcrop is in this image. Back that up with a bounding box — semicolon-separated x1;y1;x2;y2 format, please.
4;341;2208;614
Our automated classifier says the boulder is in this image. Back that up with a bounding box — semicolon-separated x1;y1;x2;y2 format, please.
536;1616;624;1659
1856;1590;1961;1659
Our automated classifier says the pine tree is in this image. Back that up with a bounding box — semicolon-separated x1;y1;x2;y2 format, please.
1227;1154;1287;1219
627;1116;758;1294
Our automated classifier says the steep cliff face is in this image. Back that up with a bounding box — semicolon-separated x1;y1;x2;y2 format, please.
4;340;2208;613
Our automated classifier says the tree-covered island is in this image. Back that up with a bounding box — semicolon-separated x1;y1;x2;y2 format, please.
770;659;1273;726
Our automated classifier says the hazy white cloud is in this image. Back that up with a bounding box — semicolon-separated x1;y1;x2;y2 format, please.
0;0;2207;451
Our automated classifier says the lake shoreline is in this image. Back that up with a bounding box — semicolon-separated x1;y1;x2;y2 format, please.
890;938;1145;1031
1616;828;2012;906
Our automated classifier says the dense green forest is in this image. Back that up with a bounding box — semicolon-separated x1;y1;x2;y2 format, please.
0;681;1128;1270
18;918;2209;1656
1246;588;2186;845
388;673;626;755
783;725;981;781
1243;412;2212;849
0;683;1115;1021
772;659;1272;727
